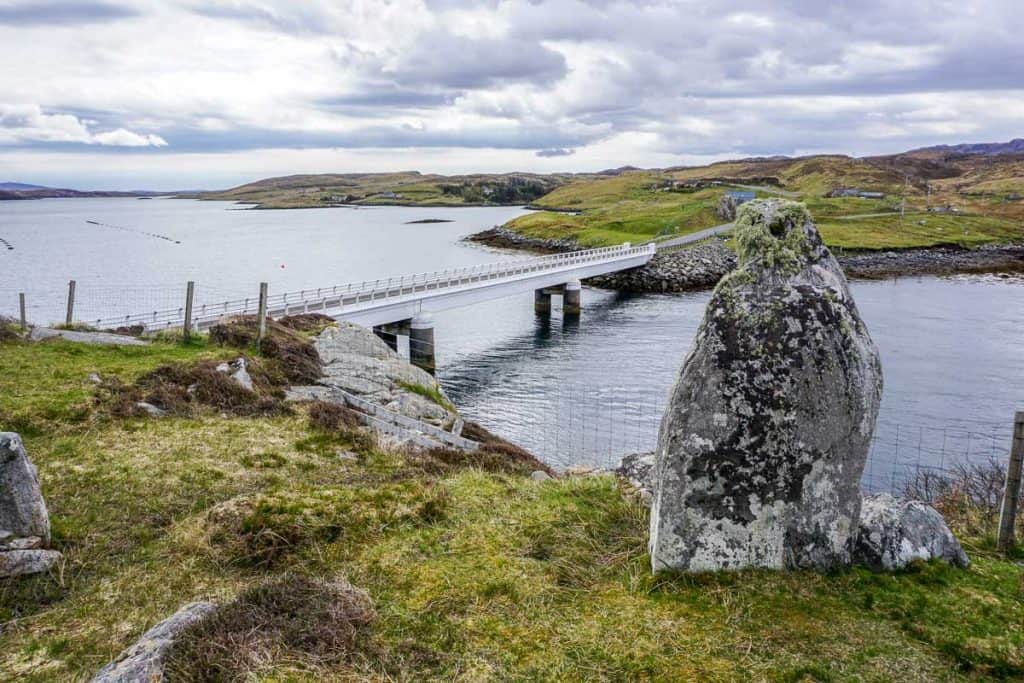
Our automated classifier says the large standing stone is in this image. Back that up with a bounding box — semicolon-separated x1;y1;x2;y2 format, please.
650;200;882;573
0;432;51;544
853;493;969;570
91;602;217;682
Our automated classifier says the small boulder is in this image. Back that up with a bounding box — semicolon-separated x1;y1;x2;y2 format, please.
616;452;655;501
136;401;168;417
530;470;551;482
0;433;51;543
853;493;969;571
0;548;61;578
90;602;218;682
216;358;254;392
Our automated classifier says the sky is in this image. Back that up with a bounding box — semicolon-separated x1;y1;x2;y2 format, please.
0;0;1021;190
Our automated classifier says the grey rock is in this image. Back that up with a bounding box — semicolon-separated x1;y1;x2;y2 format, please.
0;535;42;550
30;327;148;346
530;470;551;482
853;493;969;571
227;358;254;392
87;372;103;384
0;548;61;577
91;602;217;682
650;200;882;573
0;433;51;543
313;323;457;427
616;452;655;501
135;401;167;418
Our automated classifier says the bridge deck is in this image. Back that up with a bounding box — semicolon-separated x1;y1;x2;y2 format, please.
90;242;656;331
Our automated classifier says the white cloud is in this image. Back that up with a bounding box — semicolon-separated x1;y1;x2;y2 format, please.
0;103;168;147
0;0;1020;188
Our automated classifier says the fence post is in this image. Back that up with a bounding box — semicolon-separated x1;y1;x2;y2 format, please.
18;292;26;331
257;282;268;344
997;411;1024;553
182;281;195;341
65;280;76;326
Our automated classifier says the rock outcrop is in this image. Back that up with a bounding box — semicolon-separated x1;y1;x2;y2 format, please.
853;493;969;570
91;602;217;682
649;200;883;573
292;322;457;428
0;433;61;577
586;240;737;293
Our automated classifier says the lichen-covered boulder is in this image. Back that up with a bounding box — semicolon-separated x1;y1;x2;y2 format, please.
853;493;969;570
91;602;217;682
0;432;51;544
0;549;62;578
649;200;883;573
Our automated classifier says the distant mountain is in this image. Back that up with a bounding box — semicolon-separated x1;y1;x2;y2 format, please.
0;181;50;191
0;183;177;201
909;138;1024;157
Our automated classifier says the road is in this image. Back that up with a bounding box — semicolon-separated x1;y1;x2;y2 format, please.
653;222;734;251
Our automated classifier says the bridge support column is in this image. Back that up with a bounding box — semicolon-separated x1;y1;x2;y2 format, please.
534;289;552;314
563;280;582;316
409;313;436;375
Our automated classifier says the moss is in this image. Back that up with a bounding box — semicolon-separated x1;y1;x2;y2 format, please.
396;379;456;412
734;199;816;274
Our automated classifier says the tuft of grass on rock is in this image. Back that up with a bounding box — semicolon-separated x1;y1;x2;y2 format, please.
163;574;375;682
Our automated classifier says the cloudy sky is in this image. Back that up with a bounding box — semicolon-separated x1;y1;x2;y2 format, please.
0;0;1021;190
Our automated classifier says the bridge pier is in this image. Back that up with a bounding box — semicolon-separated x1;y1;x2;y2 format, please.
372;320;409;352
409;313;436;375
534;289;552;314
563;280;582;316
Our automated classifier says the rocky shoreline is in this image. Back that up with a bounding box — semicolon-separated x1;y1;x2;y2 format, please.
465;226;1024;292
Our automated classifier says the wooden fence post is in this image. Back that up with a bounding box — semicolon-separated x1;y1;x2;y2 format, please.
65;280;76;326
997;411;1024;553
182;281;195;341
257;282;268;345
18;292;26;331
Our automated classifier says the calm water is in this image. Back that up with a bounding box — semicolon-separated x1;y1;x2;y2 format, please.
2;198;1022;489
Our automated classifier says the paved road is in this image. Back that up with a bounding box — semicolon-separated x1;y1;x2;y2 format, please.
730;183;800;198
653;222;734;251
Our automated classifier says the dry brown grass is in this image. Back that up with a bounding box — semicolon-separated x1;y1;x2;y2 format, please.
96;357;289;418
208;316;322;385
306;400;362;432
163;574;375;682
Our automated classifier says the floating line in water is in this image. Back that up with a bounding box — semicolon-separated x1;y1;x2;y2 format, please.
85;219;181;244
0;237;12;250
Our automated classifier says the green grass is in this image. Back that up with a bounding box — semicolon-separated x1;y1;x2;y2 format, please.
507;177;727;247
1;337;1022;680
818;212;1023;250
505;172;1023;251
396;379;456;412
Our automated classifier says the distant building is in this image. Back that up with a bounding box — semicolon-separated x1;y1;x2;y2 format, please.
725;190;755;204
829;188;885;199
378;191;399;199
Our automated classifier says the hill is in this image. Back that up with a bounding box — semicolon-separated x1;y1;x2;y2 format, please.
199;171;572;209
502;149;1024;251
909;138;1024;157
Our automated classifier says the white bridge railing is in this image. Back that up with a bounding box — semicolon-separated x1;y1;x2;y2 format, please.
88;242;656;331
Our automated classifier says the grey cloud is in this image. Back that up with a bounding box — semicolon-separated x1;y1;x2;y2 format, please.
189;1;330;34
536;147;575;157
0;0;138;25
387;31;567;89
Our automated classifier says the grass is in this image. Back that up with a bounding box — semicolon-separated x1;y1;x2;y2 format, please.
818;212;1023;251
1;336;1023;680
507;174;728;247
396;379;456;412
502;170;1023;251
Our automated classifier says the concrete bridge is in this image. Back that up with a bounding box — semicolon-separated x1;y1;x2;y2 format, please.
90;242;656;372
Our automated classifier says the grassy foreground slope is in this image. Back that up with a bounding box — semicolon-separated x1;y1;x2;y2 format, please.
504;155;1024;250
1;333;1022;680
